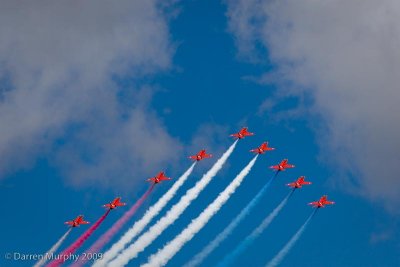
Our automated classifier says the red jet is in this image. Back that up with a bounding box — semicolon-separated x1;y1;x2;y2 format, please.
250;142;275;154
230;127;254;139
309;195;335;208
270;159;295;171
103;197;126;210
65;215;90;227
189;149;212;161
287;176;312;189
147;171;171;184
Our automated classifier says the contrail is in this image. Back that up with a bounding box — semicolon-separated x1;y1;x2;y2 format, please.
33;228;72;267
73;184;155;267
218;189;294;267
93;163;196;266
143;155;259;267
185;171;279;267
109;141;238;266
48;209;111;266
266;209;317;267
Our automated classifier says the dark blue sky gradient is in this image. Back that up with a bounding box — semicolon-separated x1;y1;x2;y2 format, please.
1;1;399;267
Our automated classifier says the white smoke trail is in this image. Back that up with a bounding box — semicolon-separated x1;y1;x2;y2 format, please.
93;163;196;266
143;155;258;267
266;210;317;267
33;228;72;267
108;141;238;266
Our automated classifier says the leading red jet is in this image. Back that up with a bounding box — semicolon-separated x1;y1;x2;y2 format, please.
103;197;126;210
189;149;212;161
147;171;171;184
250;142;275;154
230;127;254;139
270;159;295;171
308;195;335;208
65;215;90;227
287;176;312;189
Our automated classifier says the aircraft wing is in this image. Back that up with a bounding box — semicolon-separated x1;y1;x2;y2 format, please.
116;199;126;206
230;133;240;138
287;182;296;188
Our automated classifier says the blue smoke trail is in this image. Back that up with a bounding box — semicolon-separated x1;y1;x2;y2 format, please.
218;189;294;267
184;172;279;267
265;209;317;267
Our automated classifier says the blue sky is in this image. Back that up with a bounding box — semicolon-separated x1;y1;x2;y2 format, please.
1;1;399;267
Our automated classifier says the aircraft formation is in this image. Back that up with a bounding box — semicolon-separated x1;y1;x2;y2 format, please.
38;127;334;267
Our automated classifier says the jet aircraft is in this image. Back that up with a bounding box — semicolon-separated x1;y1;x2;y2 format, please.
103;197;126;210
230;127;254;139
250;142;275;154
65;215;89;227
270;159;295;171
309;195;335;208
147;172;171;184
189;149;212;161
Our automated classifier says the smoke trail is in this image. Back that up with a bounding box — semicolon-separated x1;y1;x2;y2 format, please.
143;155;258;267
34;228;72;267
72;185;155;267
93;163;196;266
185;171;279;267
48;209;111;266
266;209;317;267
109;141;238;266
218;189;294;267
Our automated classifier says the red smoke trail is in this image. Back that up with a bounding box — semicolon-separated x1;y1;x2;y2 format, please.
73;184;155;267
47;209;111;267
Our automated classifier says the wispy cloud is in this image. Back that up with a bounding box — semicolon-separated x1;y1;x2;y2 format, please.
369;230;393;245
0;1;182;189
226;0;400;212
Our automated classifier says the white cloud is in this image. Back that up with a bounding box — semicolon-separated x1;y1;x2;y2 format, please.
226;0;400;211
0;1;182;189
